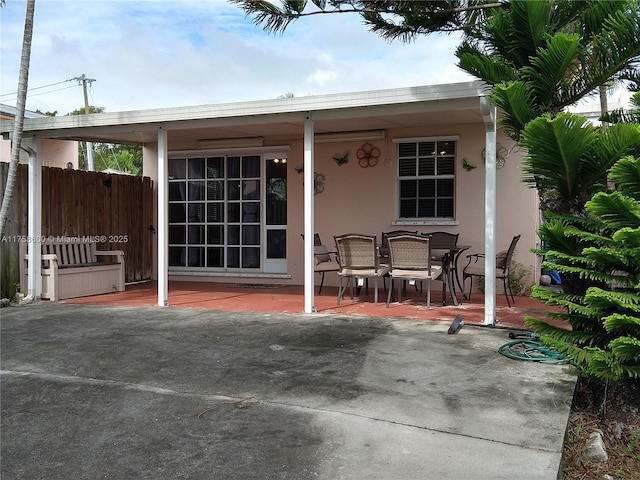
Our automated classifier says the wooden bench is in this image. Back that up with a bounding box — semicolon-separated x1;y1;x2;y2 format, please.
20;237;125;301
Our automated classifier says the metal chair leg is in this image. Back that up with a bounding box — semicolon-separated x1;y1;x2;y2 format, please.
504;276;514;307
386;279;393;307
373;277;378;305
337;277;344;305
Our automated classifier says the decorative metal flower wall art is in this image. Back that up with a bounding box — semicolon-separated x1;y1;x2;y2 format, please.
356;143;380;168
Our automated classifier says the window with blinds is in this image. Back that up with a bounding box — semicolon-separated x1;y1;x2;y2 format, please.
397;139;456;219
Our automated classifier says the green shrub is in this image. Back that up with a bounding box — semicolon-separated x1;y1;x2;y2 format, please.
526;156;640;382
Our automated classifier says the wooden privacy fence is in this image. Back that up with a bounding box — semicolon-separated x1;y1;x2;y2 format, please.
1;163;154;298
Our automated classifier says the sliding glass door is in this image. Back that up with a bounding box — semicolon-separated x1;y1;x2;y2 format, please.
168;153;287;274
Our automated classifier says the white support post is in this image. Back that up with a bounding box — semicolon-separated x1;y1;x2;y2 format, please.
157;126;169;306
26;137;42;300
481;97;497;325
303;115;315;313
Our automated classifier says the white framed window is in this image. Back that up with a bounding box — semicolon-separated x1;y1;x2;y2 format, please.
394;137;457;220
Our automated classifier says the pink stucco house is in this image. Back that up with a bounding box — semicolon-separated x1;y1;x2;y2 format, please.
0;81;540;324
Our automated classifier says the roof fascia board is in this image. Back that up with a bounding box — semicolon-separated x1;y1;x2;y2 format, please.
310;96;481;122
0;81;487;136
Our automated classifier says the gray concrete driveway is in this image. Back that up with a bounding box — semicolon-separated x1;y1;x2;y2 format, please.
1;303;577;480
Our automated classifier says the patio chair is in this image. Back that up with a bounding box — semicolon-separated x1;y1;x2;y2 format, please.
385;234;443;309
380;230;419;291
426;231;460;302
462;234;521;307
334;234;389;306
379;230;418;259
301;233;340;294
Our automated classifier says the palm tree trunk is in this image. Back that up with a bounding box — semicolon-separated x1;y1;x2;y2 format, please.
0;0;36;237
599;84;609;128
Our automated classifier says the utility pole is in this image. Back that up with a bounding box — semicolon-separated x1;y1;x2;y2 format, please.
72;74;96;171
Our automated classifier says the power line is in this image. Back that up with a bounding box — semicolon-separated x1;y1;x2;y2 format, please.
1;84;78;102
0;78;75;97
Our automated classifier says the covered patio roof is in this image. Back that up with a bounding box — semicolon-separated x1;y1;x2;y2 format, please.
1;81;489;144
1;80;503;324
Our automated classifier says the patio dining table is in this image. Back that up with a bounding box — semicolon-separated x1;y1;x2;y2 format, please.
440;245;470;306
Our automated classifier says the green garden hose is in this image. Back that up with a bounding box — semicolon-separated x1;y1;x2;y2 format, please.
498;339;570;364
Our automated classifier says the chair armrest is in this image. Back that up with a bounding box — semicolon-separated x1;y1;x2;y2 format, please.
464;252;485;269
317;253;340;264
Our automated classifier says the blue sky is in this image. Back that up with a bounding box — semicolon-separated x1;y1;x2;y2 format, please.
0;0;475;115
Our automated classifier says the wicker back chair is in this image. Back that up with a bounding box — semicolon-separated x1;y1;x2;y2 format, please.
385;234;443;309
334;234;389;306
379;230;418;259
428;232;459;253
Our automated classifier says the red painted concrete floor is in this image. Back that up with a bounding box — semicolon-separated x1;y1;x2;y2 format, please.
62;281;564;331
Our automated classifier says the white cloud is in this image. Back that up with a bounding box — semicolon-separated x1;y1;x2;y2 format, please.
1;0;475;115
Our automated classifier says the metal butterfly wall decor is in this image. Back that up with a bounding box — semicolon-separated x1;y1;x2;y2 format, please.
333;151;349;166
462;157;477;171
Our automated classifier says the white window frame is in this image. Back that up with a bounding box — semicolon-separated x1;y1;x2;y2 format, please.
392;135;459;226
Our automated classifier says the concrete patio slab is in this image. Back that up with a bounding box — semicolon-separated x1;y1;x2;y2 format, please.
1;303;577;479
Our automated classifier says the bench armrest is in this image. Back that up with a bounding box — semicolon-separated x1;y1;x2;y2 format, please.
95;250;125;262
22;253;57;259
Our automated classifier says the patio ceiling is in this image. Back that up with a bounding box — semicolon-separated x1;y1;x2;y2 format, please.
0;81;488;145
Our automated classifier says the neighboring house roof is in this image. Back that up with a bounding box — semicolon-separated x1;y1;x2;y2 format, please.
0;81;490;145
0;103;48;120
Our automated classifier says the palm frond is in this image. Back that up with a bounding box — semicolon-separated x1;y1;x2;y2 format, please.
521;33;581;107
559;7;640;107
490;82;541;140
579;125;640;194
582;346;640;380
524;317;577;341
361;1;466;41
456;42;518;85
603;313;640;334
609;156;640;201
503;0;552;65
609;336;640;363
537;334;597;363
587;287;640;311
600;108;640;125
520;113;597;198
586;192;640;230
229;0;302;34
612;227;640;250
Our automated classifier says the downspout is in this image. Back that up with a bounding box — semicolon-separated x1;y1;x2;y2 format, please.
21;137;42;303
303;114;315;313
480;97;497;326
